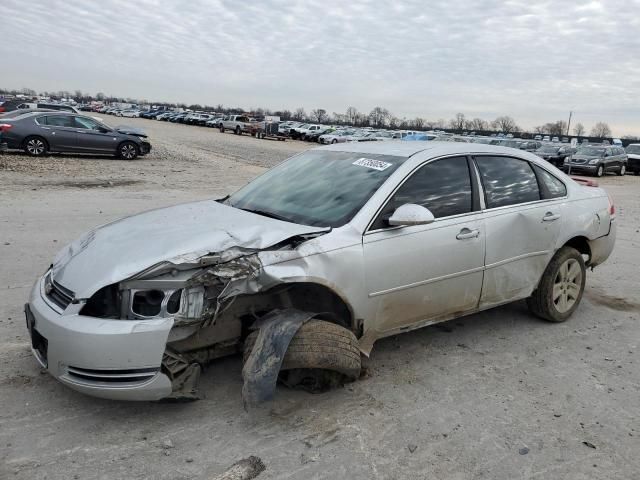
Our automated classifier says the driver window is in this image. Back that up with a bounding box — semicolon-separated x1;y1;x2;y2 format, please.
371;156;473;230
74;117;100;130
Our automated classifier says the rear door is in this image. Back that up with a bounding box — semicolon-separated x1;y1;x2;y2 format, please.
38;115;77;151
474;155;565;308
73;116;118;153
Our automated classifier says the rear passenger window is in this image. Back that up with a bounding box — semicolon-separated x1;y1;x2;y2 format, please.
533;165;567;199
475;156;540;208
44;115;74;127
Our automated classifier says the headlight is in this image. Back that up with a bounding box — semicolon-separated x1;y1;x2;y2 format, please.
589;159;600;165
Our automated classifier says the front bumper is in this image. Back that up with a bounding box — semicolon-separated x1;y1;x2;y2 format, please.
26;276;173;400
563;163;597;174
140;141;151;155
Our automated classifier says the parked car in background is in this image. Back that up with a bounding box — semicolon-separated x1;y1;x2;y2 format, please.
535;144;575;168
519;140;542;152
565;145;627;176
319;130;355;144
219;115;252;134
625;144;640;175
119;110;140;118
24;142;616;401
0;111;151;159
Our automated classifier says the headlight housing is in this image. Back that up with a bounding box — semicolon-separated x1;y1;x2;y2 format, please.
589;159;600;165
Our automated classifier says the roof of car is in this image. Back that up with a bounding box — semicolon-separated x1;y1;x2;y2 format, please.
320;140;539;158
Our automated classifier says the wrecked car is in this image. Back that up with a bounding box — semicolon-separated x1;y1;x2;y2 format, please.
25;142;616;403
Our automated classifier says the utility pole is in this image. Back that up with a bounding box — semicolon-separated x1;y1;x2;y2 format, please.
567;111;573;136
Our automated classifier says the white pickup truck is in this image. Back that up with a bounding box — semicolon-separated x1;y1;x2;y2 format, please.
219;115;252;135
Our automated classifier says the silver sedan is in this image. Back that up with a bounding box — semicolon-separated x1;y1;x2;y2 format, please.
26;142;616;402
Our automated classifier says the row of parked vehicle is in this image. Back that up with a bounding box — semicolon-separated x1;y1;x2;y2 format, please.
89;106;640;177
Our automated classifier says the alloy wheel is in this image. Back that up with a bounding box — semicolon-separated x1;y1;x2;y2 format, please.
552;258;583;313
620;165;626;175
26;139;45;155
121;144;137;159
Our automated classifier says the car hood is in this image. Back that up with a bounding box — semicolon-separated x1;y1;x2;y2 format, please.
571;154;599;161
51;200;328;299
115;125;147;137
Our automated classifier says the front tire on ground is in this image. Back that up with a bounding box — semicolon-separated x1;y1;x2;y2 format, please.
243;319;361;393
527;246;586;322
23;136;48;156
595;165;604;177
618;164;626;176
117;141;139;160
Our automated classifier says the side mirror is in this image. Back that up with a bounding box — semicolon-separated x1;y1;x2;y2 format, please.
388;204;435;227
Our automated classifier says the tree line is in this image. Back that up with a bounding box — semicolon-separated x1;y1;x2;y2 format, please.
1;86;623;139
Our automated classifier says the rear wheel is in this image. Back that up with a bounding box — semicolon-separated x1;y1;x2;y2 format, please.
243;319;361;393
527;246;586;322
118;141;138;160
23;136;48;156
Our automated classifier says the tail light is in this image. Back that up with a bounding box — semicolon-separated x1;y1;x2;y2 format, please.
0;106;5;112
607;193;615;217
0;124;12;133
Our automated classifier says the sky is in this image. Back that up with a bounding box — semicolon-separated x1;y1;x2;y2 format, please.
1;0;639;135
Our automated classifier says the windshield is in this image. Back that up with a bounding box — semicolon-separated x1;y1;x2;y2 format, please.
626;145;640;154
227;150;407;227
537;145;561;153
576;147;604;156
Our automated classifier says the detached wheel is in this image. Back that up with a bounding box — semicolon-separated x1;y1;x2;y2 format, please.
244;319;361;393
527;247;586;322
618;164;626;176
595;164;604;177
23;136;48;156
118;141;138;160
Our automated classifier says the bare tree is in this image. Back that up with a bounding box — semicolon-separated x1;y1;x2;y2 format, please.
573;123;585;136
345;106;359;125
293;107;306;121
467;118;489;131
412;117;425;129
449;112;466;130
491;116;519;133
310;108;327;123
590;122;611;138
369;106;390;128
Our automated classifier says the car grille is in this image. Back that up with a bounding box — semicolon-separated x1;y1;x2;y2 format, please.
46;277;74;310
66;366;160;386
571;158;587;164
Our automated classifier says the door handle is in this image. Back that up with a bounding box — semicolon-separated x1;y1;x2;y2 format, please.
543;212;561;222
456;228;480;240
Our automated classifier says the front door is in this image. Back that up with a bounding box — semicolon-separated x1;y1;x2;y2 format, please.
73;116;119;153
363;156;485;337
474;155;564;308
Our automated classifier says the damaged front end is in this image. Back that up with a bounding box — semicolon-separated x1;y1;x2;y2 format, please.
78;233;329;402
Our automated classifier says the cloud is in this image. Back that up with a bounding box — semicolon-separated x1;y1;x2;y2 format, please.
1;0;638;135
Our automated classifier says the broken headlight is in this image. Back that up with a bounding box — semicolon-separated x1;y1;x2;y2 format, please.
122;285;204;320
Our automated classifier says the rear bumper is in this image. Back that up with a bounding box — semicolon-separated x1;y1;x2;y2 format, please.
26;275;173;400
589;220;616;268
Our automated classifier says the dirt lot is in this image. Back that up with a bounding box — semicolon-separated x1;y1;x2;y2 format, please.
1;119;638;479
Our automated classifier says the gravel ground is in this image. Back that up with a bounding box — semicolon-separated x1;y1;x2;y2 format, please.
0;119;638;480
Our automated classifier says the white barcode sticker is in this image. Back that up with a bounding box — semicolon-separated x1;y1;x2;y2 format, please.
352;158;392;171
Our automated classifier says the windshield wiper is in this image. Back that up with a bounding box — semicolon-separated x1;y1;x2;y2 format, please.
238;207;292;223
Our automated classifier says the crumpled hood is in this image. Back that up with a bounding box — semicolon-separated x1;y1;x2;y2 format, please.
51;200;327;299
115;125;147;137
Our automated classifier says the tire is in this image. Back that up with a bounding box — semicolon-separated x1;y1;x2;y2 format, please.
23;136;48;156
618;164;626;176
243;319;361;392
235;126;241;135
219;126;225;133
527;246;586;322
117;141;139;160
595;165;604;177
331;139;337;144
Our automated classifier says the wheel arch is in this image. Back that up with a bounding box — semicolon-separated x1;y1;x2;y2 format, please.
562;235;592;264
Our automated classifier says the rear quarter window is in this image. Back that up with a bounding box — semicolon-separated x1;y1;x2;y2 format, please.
475;156;541;208
532;165;567;199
